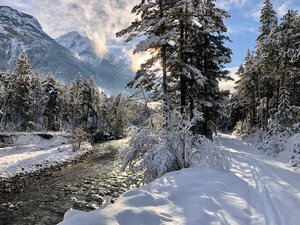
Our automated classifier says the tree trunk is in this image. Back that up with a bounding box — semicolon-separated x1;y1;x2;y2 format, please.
180;9;187;116
159;0;169;126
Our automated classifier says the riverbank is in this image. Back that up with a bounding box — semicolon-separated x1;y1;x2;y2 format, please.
59;134;300;225
0;132;92;192
0;138;142;225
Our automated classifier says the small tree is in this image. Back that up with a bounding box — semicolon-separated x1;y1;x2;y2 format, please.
72;125;89;151
290;142;300;167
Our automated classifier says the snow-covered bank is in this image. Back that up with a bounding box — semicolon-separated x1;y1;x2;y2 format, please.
0;131;70;148
240;127;300;167
59;133;300;225
0;132;92;190
59;168;261;225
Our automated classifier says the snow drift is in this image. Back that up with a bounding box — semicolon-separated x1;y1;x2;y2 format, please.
59;168;263;225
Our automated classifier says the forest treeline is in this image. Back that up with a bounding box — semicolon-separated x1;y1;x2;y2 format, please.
231;0;300;133
0;53;144;137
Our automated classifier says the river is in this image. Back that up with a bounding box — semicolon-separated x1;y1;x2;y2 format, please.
0;139;143;225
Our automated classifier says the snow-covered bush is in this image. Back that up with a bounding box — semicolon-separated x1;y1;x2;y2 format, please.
121;110;230;182
259;89;295;156
290;143;300;167
259;122;289;156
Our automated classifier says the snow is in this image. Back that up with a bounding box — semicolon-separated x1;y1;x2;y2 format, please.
59;133;300;225
216;133;300;225
0;6;42;31
56;31;92;56
0;132;92;178
59;168;262;225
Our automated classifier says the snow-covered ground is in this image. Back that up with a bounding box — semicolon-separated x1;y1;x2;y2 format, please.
59;133;300;225
0;132;92;178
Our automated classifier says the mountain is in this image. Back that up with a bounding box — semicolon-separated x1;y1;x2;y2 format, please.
55;31;132;94
56;31;100;65
56;31;125;66
0;6;133;95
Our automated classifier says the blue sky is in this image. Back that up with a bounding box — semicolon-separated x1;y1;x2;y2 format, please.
2;0;300;81
219;0;300;68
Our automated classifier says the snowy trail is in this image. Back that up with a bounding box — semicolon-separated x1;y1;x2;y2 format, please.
216;133;300;225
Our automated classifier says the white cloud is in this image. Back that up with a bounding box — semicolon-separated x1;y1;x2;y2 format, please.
122;48;152;72
250;8;262;22
219;67;239;93
216;0;250;10
227;25;256;34
277;1;291;17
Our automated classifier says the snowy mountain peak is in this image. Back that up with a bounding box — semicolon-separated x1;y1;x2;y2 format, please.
56;31;126;67
0;6;42;32
56;31;93;56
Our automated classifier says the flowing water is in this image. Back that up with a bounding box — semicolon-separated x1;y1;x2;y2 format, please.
0;139;143;225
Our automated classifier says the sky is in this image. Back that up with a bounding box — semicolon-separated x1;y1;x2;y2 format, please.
2;0;300;92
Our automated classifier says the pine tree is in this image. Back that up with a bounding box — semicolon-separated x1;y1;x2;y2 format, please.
117;0;231;139
60;84;72;130
0;72;13;128
274;87;293;127
12;53;35;130
229;1;300;134
234;51;258;130
106;95;128;138
276;10;300;106
1;61;112;132
191;0;231;138
31;72;43;129
88;77;102;132
258;0;277;38
255;0;278;130
70;74;84;128
116;0;175;124
42;73;62;131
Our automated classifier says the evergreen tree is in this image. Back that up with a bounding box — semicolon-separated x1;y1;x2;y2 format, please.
88;77;102;132
117;0;231;139
42;73;62;131
234;51;258;129
191;0;231;138
258;0;277;38
276;10;300;106
31;72;43;129
60;84;72;130
274;87;293;127
255;0;278;130
0;72;12;128
230;2;300;134
70;74;84;128
116;0;175;123
12;53;35;130
0;58;114;133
